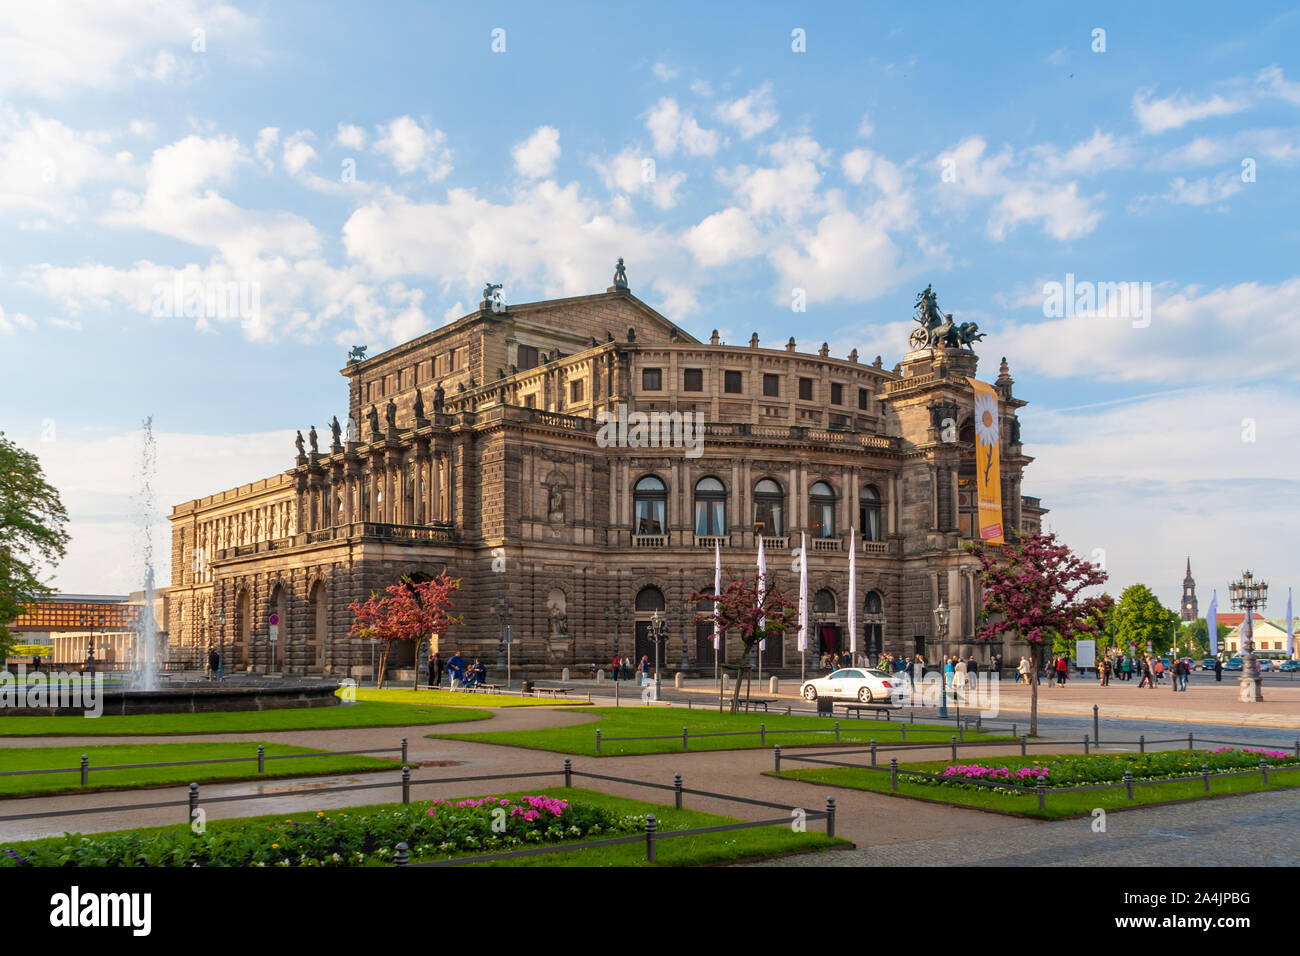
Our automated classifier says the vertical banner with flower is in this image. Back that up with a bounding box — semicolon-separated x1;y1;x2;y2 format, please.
967;377;1004;544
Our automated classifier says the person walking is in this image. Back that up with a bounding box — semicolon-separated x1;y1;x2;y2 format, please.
621;656;631;681
1100;655;1111;686
1122;655;1133;681
208;648;221;681
447;649;466;691
1153;657;1165;687
1138;656;1153;688
638;655;650;686
1055;655;1068;687
967;654;979;685
429;651;443;689
954;656;968;696
944;656;955;693
1016;656;1029;684
1214;657;1223;682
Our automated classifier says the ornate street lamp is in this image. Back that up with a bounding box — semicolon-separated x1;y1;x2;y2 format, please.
649;609;668;700
934;603;950;719
1229;571;1268;702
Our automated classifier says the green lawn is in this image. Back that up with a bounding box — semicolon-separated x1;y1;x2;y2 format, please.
0;742;399;797
432;706;1008;756
774;757;1300;820
0;787;847;867
354;688;590;708
0;700;491;736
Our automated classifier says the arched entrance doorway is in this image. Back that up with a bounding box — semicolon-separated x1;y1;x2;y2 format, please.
234;588;251;667
633;586;666;665
814;589;840;659
269;583;288;674
307;580;326;673
694;588;725;668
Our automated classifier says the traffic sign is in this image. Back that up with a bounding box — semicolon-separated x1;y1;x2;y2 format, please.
269;613;279;626
270;624;279;643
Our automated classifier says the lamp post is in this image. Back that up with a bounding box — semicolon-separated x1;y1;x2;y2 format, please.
492;596;514;679
649;609;667;700
604;601;629;661
80;613;102;664
934;603;950;718
1229;571;1267;702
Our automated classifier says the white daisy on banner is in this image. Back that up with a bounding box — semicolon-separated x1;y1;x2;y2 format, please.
974;388;999;447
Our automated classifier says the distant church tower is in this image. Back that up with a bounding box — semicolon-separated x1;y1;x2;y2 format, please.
1180;556;1198;621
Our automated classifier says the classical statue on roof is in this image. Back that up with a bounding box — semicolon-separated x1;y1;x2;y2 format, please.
908;285;984;351
347;345;367;363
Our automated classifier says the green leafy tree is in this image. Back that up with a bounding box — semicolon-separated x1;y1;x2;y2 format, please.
0;433;70;659
1178;618;1226;658
1113;584;1178;655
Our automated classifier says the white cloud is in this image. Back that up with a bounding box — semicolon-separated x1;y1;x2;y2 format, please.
282;130;317;176
254;127;279;167
591;148;685;209
768;205;915;306
682;207;763;267
856;114;874;139
1132;88;1250;134
334;123;367;150
1136;173;1244;208
651;62;678;82
372;116;452;180
512;125;560;179
715;84;779;139
1257;65;1300;105
0;1;255;97
842;147;873;184
989;182;1104;241
1157;127;1300;168
721;135;829;222
0;305;36;334
1030;130;1132;178
644;97;719;157
998;277;1300;384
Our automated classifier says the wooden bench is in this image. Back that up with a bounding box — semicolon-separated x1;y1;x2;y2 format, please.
464;683;501;694
735;698;772;713
532;686;572;698
838;702;897;720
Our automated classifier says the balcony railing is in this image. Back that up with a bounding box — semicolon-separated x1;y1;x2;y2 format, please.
862;539;888;554
694;535;727;549
811;538;841;551
759;536;789;550
633;534;668;548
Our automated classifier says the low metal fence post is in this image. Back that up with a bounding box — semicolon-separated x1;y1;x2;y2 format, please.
683;727;689;751
1084;734;1090;755
188;782;199;826
773;745;782;774
401;766;411;804
645;814;657;862
870;739;877;767
80;755;88;787
1020;735;1027;757
1261;760;1269;785
951;736;957;763
1139;735;1145;754
1011;722;1016;739
890;757;898;792
402;737;408;764
1202;764;1210;792
394;842;409;866
834;721;840;744
900;723;906;742
563;757;572;788
1124;770;1134;800
825;796;836;838
760;722;766;746
257;744;265;774
1187;732;1193;751
1036;778;1046;811
595;729;601;755
674;772;683;810
1093;704;1099;745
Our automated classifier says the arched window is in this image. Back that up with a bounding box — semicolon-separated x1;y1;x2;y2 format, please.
810;481;836;538
633;475;666;535
694;476;727;536
859;484;881;541
635;586;666;612
814;589;837;614
753;478;785;536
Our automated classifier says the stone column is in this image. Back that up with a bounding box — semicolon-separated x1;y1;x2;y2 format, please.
950;463;960;533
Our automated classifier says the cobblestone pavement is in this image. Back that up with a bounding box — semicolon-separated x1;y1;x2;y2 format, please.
742;789;1300;867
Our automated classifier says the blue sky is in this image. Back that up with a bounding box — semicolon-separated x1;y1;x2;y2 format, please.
2;1;1298;615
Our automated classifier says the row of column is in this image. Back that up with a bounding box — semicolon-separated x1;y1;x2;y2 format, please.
298;438;457;531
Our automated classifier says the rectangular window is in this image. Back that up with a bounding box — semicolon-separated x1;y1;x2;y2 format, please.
524;394;536;409
858;388;869;410
452;348;466;371
517;345;539;371
642;368;663;390
570;380;584;402
799;377;813;401
830;383;843;405
683;368;703;391
763;374;780;397
724;370;742;393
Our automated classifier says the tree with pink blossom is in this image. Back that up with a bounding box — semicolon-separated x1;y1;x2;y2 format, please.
349;572;463;689
967;532;1112;736
692;571;798;714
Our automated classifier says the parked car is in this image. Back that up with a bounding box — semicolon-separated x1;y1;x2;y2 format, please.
1201;657;1218;670
800;668;903;704
1280;659;1300;673
1225;657;1244;671
1257;659;1272;672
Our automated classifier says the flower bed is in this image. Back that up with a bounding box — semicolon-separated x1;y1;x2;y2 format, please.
0;794;644;868
918;748;1300;794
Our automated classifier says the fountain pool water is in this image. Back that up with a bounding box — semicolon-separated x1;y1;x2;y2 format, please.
134;416;160;691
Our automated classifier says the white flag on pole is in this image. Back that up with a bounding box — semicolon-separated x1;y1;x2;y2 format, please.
757;534;767;649
848;528;857;658
713;540;722;650
797;532;809;652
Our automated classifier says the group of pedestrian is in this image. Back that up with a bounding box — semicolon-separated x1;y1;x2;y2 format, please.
426;650;486;690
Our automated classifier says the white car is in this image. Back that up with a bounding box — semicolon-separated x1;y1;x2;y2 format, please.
800;668;904;704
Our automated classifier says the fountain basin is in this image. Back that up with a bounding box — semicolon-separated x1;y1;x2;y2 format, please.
3;681;343;717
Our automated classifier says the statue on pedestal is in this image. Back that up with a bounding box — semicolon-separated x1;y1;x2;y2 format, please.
433;383;445;413
367;404;380;439
308;425;319;455
330;416;342;447
413;388;425;421
294;430;305;458
385;398;397;430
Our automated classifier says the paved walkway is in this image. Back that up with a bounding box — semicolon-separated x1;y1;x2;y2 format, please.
744;788;1300;866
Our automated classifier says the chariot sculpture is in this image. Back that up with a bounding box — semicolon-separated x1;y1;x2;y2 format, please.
908;285;984;351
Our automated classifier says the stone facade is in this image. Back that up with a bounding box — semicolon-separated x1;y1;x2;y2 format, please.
167;283;1048;677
